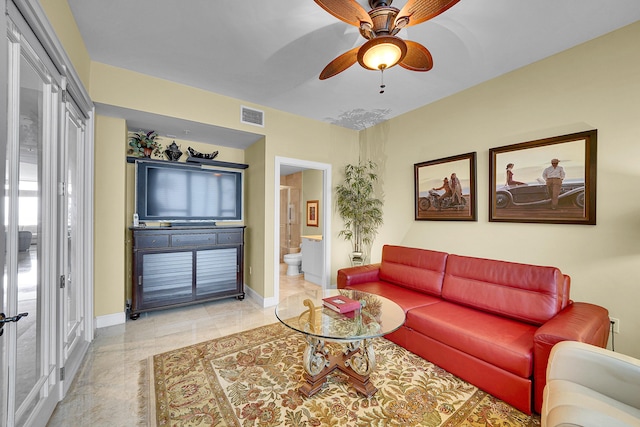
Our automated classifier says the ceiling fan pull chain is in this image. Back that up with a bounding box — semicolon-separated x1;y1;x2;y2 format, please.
379;69;386;94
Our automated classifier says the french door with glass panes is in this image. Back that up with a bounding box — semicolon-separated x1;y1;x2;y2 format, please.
2;16;60;426
1;5;92;426
57;96;90;397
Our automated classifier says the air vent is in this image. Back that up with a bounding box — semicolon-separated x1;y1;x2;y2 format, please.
240;106;265;127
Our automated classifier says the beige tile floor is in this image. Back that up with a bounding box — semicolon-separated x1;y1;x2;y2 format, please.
46;265;321;426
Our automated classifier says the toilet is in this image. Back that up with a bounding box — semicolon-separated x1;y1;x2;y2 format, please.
283;252;302;276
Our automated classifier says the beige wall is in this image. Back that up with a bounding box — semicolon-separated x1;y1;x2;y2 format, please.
365;21;640;357
38;0;91;89
244;139;267;296
94;115;127;316
302;169;324;236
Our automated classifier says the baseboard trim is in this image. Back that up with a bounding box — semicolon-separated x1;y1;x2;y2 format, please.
96;311;126;328
244;285;277;308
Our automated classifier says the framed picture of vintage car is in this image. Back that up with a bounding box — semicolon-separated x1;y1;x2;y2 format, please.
414;152;477;221
489;130;597;225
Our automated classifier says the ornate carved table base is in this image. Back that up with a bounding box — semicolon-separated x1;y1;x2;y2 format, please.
299;336;377;397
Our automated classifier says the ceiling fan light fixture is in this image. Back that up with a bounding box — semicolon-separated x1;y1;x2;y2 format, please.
358;36;407;71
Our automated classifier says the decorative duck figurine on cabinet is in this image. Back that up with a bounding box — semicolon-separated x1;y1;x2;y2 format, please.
187;146;219;160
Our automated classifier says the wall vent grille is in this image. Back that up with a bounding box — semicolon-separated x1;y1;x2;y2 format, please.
240;106;265;127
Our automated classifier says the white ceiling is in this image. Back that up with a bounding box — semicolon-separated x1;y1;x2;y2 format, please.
69;0;640;144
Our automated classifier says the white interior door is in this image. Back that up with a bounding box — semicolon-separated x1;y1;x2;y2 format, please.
57;98;90;395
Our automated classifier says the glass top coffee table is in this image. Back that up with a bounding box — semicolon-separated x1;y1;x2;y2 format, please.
275;289;405;397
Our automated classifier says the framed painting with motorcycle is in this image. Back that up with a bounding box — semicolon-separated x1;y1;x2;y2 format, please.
414;152;477;221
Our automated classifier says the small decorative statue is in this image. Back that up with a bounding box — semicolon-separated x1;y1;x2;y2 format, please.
187;146;219;160
164;141;183;161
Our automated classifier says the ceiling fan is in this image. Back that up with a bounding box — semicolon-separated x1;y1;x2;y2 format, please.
315;0;460;80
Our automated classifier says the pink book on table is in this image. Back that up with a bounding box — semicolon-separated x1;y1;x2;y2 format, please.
322;295;361;313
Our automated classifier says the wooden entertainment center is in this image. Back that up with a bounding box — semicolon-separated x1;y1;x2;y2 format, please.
129;225;245;319
128;156;248;319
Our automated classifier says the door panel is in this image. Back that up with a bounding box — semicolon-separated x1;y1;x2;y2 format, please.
60;101;87;379
139;251;193;308
15;52;44;417
3;14;59;427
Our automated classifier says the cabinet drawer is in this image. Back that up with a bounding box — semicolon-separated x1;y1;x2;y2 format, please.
217;231;243;244
135;234;169;249
171;233;217;247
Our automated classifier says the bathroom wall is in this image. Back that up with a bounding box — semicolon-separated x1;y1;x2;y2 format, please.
302;169;323;236
279;172;303;261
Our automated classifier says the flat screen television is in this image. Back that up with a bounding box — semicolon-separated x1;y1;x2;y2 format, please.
135;161;243;224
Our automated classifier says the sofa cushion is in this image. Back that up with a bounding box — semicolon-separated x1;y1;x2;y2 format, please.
342;281;441;313
406;301;536;378
379;245;448;296
442;254;568;325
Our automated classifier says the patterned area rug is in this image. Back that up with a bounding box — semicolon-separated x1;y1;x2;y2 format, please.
142;322;540;426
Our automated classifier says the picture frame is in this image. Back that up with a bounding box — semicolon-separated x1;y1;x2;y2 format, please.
306;200;319;227
489;130;597;225
414;152;477;221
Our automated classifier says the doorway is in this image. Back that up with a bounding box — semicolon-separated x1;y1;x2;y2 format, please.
273;157;331;303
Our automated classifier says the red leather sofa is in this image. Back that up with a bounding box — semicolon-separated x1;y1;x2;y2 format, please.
337;245;610;415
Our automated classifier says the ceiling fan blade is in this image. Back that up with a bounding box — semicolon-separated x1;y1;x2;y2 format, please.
313;0;373;28
398;40;433;71
319;46;360;80
396;0;460;27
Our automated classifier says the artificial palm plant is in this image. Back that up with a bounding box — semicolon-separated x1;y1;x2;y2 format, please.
335;160;383;264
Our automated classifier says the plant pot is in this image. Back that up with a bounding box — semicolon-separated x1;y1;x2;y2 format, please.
350;252;365;266
142;147;153;157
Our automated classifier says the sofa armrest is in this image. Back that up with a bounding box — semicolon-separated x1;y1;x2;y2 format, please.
532;301;610;413
535;302;610;347
546;340;640;410
337;263;381;289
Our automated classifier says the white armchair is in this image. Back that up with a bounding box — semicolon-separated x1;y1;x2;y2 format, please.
542;340;640;427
